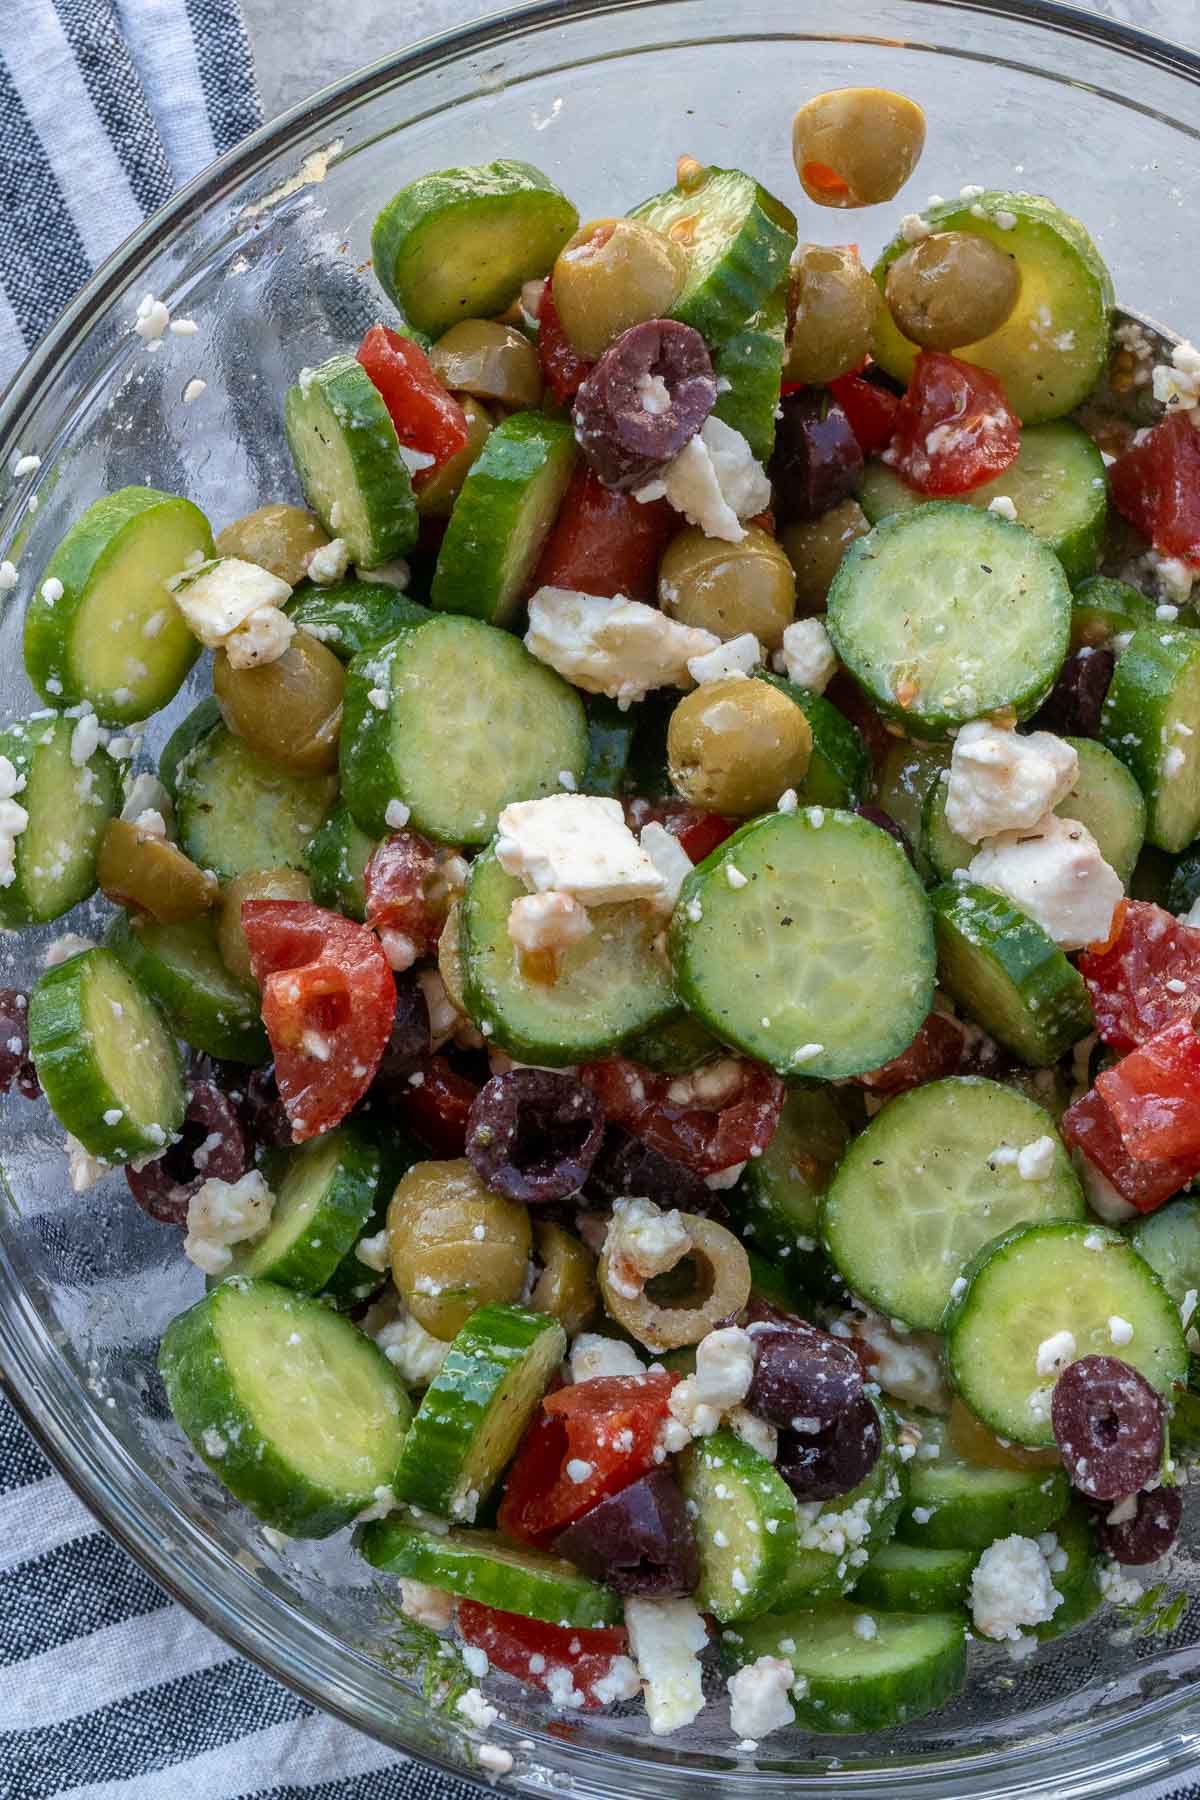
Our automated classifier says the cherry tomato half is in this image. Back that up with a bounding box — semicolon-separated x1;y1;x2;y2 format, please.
356;324;469;474
884;350;1020;495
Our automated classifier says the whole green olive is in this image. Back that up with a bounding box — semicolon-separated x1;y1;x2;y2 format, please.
416;396;493;519
885;230;1021;350
214;631;346;775
668;677;813;814
97;819;217;924
429;321;543;409
387;1158;532;1340
784;245;881;385
780;498;871;614
792;87;926;209
658;526;796;651
217;866;312;985
551;217;688;362
528;1221;598;1337
215;504;329;587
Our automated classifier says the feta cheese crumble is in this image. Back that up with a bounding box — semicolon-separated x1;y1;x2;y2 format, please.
507;889;593;956
669;1326;757;1439
525;587;719;708
652;417;771;544
639;821;693;907
944;721;1078;843
1151;338;1200;428
625;1596;708;1735
0;754;29;888
1016;1135;1058;1181
306;537;351;584
604;1197;691;1298
1108;1315;1134;1346
183;1171;274;1275
726;1656;796;1743
496;794;666;905
986;495;1018;521
967;814;1122;951
687;631;763;685
970;1535;1063;1642
170;556;295;668
569;1333;646;1383
1035;1330;1076;1377
778;617;837;694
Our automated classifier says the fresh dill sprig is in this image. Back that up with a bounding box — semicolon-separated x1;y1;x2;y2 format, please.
374;1588;474;1716
1120;1582;1189;1638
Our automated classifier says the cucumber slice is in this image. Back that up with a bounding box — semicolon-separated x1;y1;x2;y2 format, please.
284;354;418;568
158;696;221;801
302;801;376;921
24;487;212;724
827;504;1071;737
858;422;1108;587
462;848;677;1065
629;165;796;344
1034;1505;1101;1639
873;738;951;883
944;1222;1189;1446
394;1303;565;1521
0;712;119;928
225;1127;382;1292
1128;1198;1200;1308
822;1077;1085;1331
871;192;1113;424
728;1603;966;1734
372;161;578;339
1071;576;1156;651
286;578;429;661
896;1416;1068;1549
668;809;935;1081
759;676;870;809
1100;623;1200;853
623;1008;721;1074
430;413;576;626
105;911;268;1064
727;1086;849;1288
931;882;1095;1067
159;1278;412;1537
852;1540;978;1614
678;1428;799;1623
711;284;788;462
341;615;587;846
583;695;637;799
356;1519;619;1628
29;946;185;1161
174;721;335;881
775;1403;907;1608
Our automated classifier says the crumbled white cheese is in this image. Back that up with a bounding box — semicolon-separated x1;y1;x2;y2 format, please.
183;1171;274;1275
355;1228;391;1272
182;378;207;405
477;1744;513;1775
945;721;1078;844
358;559;410;591
65;1132;110;1193
900;212;932;243
693;1326;756;1412
306;537;351;584
1108;1314;1134;1346
496;794;666;906
12;453;41;477
986;495;1018;521
367;1296;450;1387
569;1333;646;1383
69;707;107;768
968;813;1122;951
457;1688;500;1731
1097;1560;1143;1606
1017;1135;1058;1181
1035;1330;1076;1378
201;1427;228;1459
779;617;837;694
397;1579;455;1631
687;631;763;685
384;799;411;831
44;932;95;968
625;1596;708;1735
728;1405;778;1461
134;292;171;344
591;1654;642;1704
844;1309;950;1412
417;968;461;1050
120;772;173;829
970;1535;1062;1641
397;445;437;477
506;889;593;956
41;577;64;604
1151;338;1200;428
0;754;29;888
726;1656;795;1743
565;1457;595;1484
638;821;694;909
525;587;719;708
0;560;18;592
604;1196;690;1299
657;417;771;544
171;557;294;668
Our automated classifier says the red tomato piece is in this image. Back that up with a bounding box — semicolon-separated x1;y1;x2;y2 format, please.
624;798;736;865
829;372;901;457
457;1602;631;1708
242;901;395;1141
398;1053;479;1157
356;324;469;475
1096;1019;1200;1162
533;463;675;602
1060;1086;1199;1214
884;350;1020;495
1109;412;1200;565
580;1055;785;1176
1078;899;1200;1053
537;281;593;407
364;830;458;967
498;1372;676;1547
857;1010;965;1095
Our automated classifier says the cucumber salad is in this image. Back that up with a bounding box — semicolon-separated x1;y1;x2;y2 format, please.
7;79;1200;1764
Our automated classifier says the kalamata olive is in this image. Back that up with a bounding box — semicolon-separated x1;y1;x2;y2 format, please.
126;1080;248;1225
658;526;796;651
746;1322;865;1430
370;973;433;1098
1051;1354;1165;1500
554;1469;699;1596
0;989;39;1098
780;498;871;614
777;1391;882;1500
667;677;813;815
214;632;345;775
553;217;688;362
1096;1485;1183;1565
387;1157;531;1339
417;396;493;520
239;1064;293;1150
429;320;544;410
785;246;881;386
792;88;926;209
466;1069;605;1203
587;1126;712;1215
769;391;864;525
886;232;1021;352
215;503;330;587
854;804;917;867
97;819;218;925
217;867;312;985
572;319;717;491
1028;647;1116;739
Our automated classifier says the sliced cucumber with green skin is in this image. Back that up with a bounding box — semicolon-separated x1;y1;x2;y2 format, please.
623;1008;721;1074
340;615;587;846
669;809;935;1081
158;696;221;801
760;676;870;809
284;354;418;568
394;1303;565;1521
24;488;212;724
727;1086;849;1289
678;1428;798;1623
225;1127;381;1292
746;1245;812;1314
858;422;1108;587
105;911;268;1064
286;578;429;661
931;882;1095;1067
852;1540;978;1614
356;1519;619;1628
944;1222;1188;1447
728;1603;966;1734
174;721;336;881
822;1078;1084;1331
29;946;185;1161
827;504;1072;738
302;801;377;921
775;1404;907;1609
871;192;1113;424
1071;576;1156;651
1128;1198;1200;1308
873;738;951;883
319;1123;423;1311
629;165;796;345
1034;1505;1101;1639
371;161;578;339
430;412;575;625
896;1416;1068;1550
1100;624;1200;853
711;283;788;461
159;1278;412;1537
462;848;678;1065
0;713;119;928
583;695;637;799
620;691;676;801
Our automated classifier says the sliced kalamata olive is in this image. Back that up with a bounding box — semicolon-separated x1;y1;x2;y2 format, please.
238;1064;292;1150
854;804;917;868
777;1391;882;1500
586;1125;714;1215
769;389;864;523
1096;1485;1183;1565
553;1470;699;1595
1051;1354;1165;1500
126;1081;248;1225
572;319;717;490
747;1322;864;1430
1029;646;1116;739
467;1069;605;1203
369;974;432;1097
0;988;39;1098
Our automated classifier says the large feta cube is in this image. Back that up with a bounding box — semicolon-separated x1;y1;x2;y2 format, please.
779;617;838;694
525;587;718;707
625;1596;709;1735
171;557;292;646
727;1656;796;1743
945;721;1078;843
496;794;667;905
970;1534;1062;1641
967;813;1123;950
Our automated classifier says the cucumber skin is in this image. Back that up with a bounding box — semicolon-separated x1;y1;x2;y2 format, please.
159;697;222;801
24;488;211;724
355;1522;621;1628
711;284;788;462
678;1428;799;1623
1101;624;1200;853
339;632;414;839
286;579;430;662
303;800;376;920
284;355;418;568
583;695;637;799
0;715;120;928
760;675;870;808
852;1542;978;1614
229;1127;382;1292
105;911;269;1065
897;1462;1069;1551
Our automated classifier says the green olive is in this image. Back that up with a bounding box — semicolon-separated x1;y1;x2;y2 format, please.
213;631;345;775
217;866;312;985
784;245;881;385
416;396;493;519
885;231;1021;350
214;504;329;587
429;321;543;409
658;526;796;651
668;678;813;814
792;87;926;209
529;1221;598;1337
387;1159;532;1341
599;1213;751;1352
551;217;688;362
97;818;218;923
780;499;871;614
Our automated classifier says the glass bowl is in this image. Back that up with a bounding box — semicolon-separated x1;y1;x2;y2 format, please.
3;1;1200;1793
